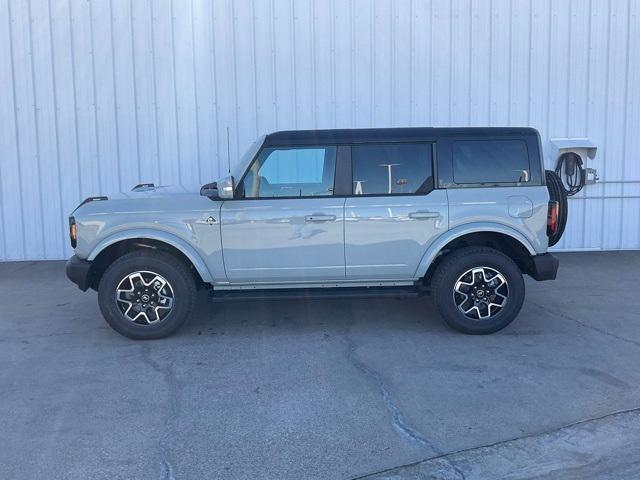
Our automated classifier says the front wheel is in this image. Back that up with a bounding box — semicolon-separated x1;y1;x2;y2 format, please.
98;250;197;339
431;247;525;334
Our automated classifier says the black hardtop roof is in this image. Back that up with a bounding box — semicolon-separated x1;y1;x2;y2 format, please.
263;127;539;146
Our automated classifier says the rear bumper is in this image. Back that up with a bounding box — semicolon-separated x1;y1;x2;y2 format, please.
66;255;93;291
528;253;559;281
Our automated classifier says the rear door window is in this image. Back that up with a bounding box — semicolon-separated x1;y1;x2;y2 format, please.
452;140;530;184
351;143;433;195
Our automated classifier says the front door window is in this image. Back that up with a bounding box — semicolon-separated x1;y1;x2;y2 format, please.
241;146;337;198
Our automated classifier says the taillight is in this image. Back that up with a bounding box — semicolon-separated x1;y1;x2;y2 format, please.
69;217;77;248
547;201;559;237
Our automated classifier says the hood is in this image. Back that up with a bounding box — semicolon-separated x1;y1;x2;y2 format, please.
72;183;216;216
107;183;200;200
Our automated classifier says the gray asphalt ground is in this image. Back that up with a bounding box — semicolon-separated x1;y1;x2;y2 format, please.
1;252;640;480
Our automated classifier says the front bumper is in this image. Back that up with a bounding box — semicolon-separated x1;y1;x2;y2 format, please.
66;255;93;291
528;253;559;281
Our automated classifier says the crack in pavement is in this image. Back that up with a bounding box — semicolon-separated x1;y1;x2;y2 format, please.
351;406;640;479
141;344;182;480
530;300;640;348
342;320;466;480
344;327;439;452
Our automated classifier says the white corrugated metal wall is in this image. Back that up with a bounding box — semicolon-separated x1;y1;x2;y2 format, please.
0;0;638;261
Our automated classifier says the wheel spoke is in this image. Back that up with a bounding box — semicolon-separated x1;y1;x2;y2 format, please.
136;310;152;325
494;291;508;303
462;304;477;315
122;302;134;319
149;275;167;291
156;294;173;310
117;290;135;301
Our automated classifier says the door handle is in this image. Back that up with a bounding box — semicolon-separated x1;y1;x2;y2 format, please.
195;216;217;225
305;214;336;222
409;210;440;220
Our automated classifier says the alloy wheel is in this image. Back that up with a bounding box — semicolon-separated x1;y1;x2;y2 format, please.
115;271;174;325
453;266;509;320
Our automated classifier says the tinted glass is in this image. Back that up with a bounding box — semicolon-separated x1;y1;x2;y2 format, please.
242;146;336;198
351;143;433;195
452;140;530;184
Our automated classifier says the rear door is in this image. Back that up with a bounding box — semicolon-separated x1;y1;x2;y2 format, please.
344;143;449;280
220;145;345;283
440;136;548;253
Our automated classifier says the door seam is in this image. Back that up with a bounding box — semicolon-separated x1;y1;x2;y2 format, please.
342;197;347;278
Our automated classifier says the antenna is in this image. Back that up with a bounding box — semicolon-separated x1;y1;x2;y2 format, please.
226;127;231;174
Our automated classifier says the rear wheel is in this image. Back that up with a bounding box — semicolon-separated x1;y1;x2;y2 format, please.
98;250;197;339
431;247;525;334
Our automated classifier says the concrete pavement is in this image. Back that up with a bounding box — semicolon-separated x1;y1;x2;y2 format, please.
1;252;639;479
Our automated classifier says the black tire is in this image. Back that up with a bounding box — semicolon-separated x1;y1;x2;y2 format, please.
431;247;525;334
98;250;197;339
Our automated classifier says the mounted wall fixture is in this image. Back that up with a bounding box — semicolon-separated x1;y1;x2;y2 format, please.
549;138;599;195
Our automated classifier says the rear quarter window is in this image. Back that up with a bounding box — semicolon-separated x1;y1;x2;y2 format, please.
452;139;530;184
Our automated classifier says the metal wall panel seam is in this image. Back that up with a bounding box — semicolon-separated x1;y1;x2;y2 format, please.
108;0;122;192
0;162;5;258
618;0;632;249
149;0;162;185
46;0;67;255
27;0;48;257
190;0;202;183
208;0;221;177
289;0;297;128
310;0;317;128
66;0;82;208
506;0;512;125
581;0;594;249
250;0;259;136
87;0;102;195
129;0;142;182
390;0;395;126
526;0;532;125
487;0;493;125
330;0;340;124
596;0;610;249
371;0;377;124
7;0;27;259
0;0;8;259
169;0;181;186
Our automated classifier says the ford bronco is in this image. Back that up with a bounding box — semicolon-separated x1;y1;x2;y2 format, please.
66;128;561;339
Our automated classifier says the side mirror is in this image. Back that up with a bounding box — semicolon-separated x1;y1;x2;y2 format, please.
200;176;234;199
217;175;235;199
200;182;219;197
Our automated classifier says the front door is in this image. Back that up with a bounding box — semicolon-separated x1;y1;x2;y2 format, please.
344;142;448;280
221;145;345;283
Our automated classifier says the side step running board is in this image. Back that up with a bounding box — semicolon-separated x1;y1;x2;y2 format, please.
209;285;430;303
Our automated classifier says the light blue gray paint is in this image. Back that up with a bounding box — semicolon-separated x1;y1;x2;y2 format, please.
71;142;551;288
344;189;449;280
73;187;222;284
1;0;639;261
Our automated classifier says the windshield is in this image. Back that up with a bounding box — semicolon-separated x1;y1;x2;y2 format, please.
230;135;265;181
